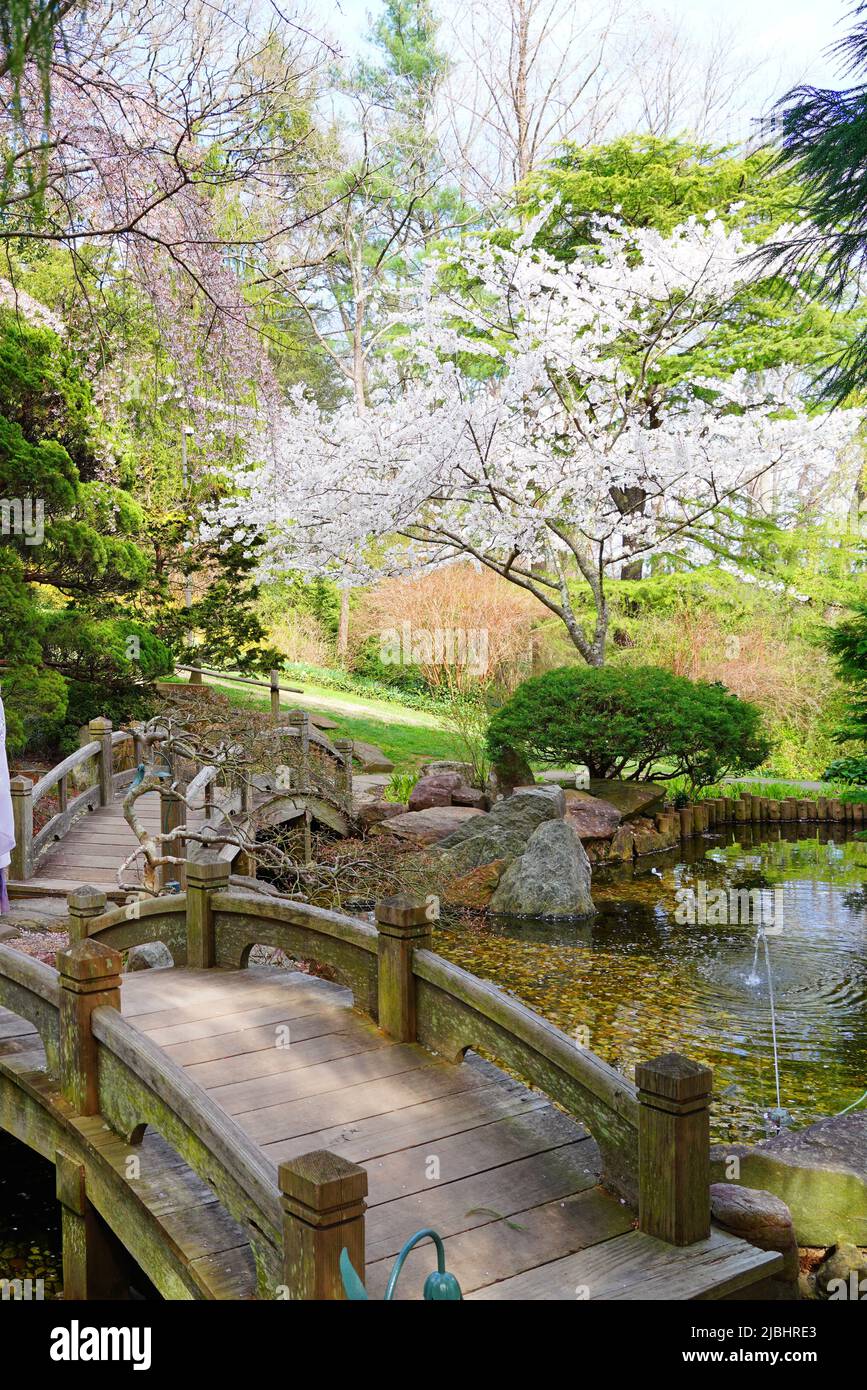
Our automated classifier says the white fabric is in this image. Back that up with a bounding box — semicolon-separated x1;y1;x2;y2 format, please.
0;693;14;870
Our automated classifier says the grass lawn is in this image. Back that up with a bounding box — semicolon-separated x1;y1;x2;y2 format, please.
164;674;461;771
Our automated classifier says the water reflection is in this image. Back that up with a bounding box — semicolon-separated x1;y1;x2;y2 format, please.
438;826;867;1143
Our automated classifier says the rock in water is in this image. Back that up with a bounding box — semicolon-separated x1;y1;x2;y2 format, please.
438;823;527;874
126;941;174;971
490;785;565;834
489;819;594;917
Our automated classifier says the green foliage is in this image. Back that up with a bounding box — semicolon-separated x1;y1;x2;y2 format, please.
282;661;450;714
762;2;867;400
0;0;61;204
515;134;863;392
517;135;792;249
824;600;867;745
486;665;771;786
34;611;172;752
384;770;418;802
822;754;867;786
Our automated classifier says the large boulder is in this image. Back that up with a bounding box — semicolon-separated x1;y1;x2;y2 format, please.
588;780;666;819
709;1184;799;1298
710;1110;867;1247
489;819;594;917
563;790;621;840
358;799;408;828
438;822;527;875
371;805;486;846
452;784;488;810
420;760;476;781
443;859;509;910
490;785;566;836
408;771;464;811
490;746;534;796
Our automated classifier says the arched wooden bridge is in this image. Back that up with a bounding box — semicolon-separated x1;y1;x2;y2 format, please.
7;711;355;899
0;865;782;1300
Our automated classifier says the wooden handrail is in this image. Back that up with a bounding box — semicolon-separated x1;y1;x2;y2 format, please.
30;740;100;805
92;1004;282;1292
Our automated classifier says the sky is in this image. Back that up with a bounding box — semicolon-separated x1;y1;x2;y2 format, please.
328;0;850;97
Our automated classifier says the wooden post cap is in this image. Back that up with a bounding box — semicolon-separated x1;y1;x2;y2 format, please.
375;895;433;934
88;716;113;733
185;853;230;888
333;738;353;751
9;775;33;793
56;937;123;985
279;1150;368;1219
67;886;107;915
635;1053;713;1106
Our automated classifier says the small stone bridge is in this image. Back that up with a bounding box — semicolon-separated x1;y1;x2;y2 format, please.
0;864;782;1300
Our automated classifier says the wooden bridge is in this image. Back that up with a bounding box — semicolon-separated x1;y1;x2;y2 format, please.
0;866;782;1300
7;711;355;899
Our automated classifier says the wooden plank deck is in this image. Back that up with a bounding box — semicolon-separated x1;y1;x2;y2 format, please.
106;965;779;1300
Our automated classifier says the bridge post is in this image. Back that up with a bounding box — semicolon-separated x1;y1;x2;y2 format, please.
270;669;281;720
278;1150;367;1300
56;1149;130;1300
376;896;432;1042
636;1052;713;1246
57;938;122;1116
67;885;108;944
9;775;33;880
287;709;311;790
88;716;114;807
186;852;230;968
159;784;187;889
333;738;355;810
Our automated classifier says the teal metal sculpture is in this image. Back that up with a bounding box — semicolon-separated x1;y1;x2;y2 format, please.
340;1230;462;1300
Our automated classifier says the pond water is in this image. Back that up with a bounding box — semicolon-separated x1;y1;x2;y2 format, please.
0;1130;63;1296
437;826;867;1145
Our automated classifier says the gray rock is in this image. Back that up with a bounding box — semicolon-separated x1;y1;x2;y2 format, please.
815;1242;867;1300
587;780;666;819
490;785;565;837
710;1184;799;1290
420;760;475;781
126;941;174;972
490;746;534;796
438;823;527;875
489;819;594;917
709;1109;867;1247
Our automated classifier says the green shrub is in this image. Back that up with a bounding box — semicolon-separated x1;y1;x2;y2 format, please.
822;754;867;785
384;771;418;803
486;665;771;785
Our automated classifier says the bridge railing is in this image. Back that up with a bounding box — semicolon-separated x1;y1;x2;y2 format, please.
74;859;714;1259
9;719;138;881
8;703;356;887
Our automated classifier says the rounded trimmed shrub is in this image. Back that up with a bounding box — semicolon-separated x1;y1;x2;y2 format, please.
486;665;771;784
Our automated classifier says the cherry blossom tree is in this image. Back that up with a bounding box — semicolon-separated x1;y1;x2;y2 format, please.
215;210;863;666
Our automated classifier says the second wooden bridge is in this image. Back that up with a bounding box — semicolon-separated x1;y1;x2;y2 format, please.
0;865;782;1300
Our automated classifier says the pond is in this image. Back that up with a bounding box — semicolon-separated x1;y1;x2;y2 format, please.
437;825;867;1145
